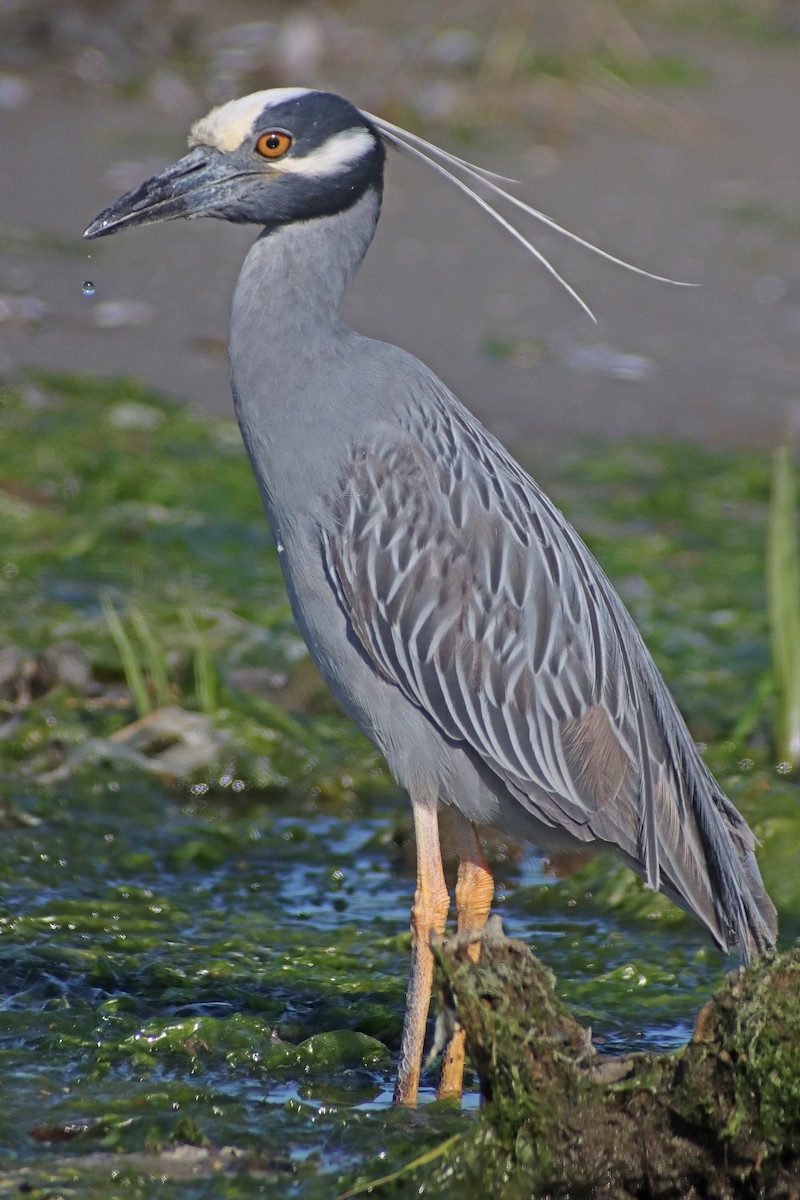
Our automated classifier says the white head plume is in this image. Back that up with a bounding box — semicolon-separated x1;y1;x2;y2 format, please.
363;110;694;323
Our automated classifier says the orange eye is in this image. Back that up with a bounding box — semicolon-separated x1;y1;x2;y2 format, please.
255;131;293;160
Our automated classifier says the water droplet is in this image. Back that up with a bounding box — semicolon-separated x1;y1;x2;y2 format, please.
82;281;95;297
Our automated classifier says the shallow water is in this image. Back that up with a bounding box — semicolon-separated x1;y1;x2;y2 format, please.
0;774;727;1198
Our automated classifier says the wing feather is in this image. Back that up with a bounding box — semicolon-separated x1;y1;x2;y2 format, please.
321;398;641;838
318;374;776;955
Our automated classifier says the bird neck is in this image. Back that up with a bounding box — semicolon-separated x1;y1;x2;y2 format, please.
228;186;382;522
230;187;381;366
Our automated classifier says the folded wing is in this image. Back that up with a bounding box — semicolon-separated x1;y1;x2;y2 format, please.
321;376;776;959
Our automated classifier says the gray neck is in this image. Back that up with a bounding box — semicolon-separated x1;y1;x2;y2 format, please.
228;188;381;526
230;188;379;400
230;186;383;530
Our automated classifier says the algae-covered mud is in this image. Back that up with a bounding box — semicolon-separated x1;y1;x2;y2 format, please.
431;922;800;1198
1;375;797;1197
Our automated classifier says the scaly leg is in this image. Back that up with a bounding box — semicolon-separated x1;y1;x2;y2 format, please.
393;796;451;1106
437;813;494;1101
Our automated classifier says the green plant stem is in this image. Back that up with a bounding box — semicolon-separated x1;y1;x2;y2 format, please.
766;442;800;765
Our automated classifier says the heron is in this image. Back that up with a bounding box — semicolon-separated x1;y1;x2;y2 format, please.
84;87;777;1107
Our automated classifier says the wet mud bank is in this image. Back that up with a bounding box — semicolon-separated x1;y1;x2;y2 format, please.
437;919;800;1199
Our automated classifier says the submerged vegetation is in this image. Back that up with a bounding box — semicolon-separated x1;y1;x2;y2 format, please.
1;373;798;1197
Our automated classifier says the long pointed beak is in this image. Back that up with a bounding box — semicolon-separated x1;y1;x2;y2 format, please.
83;147;243;240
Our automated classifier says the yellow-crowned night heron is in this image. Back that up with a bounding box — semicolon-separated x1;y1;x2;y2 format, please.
84;87;777;1107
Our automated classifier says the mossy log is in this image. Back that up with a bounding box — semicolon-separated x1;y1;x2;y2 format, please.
436;917;800;1199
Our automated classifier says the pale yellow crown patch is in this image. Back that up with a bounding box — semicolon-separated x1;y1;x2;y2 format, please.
188;87;312;153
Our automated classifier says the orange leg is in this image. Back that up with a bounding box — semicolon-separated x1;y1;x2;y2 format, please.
437;813;494;1101
393;798;451;1106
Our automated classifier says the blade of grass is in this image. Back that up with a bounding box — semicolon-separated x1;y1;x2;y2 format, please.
234;688;319;749
766;442;800;765
179;606;218;714
335;1133;463;1200
728;672;774;746
101;592;151;718
129;605;172;709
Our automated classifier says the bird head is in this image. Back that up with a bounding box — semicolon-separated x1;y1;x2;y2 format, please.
83;88;386;241
84;86;686;318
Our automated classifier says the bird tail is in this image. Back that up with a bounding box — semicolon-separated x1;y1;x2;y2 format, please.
691;768;777;963
651;694;777;964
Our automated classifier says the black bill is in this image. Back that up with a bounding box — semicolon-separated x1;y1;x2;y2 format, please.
83;147;247;240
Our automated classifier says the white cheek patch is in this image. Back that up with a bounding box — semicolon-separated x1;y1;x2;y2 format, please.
188;88;311;152
280;129;375;177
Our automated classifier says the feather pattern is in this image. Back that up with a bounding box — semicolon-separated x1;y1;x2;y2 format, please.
322;368;777;961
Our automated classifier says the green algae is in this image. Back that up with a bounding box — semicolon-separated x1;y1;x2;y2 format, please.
431;925;800;1198
0;776;451;1196
1;372;798;1197
672;951;800;1155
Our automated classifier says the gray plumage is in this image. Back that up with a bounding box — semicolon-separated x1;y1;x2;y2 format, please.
229;189;773;962
85;88;776;981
